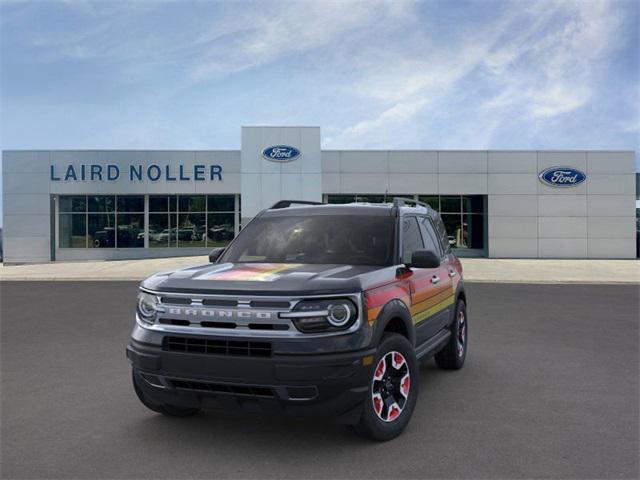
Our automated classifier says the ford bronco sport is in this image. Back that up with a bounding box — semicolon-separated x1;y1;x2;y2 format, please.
127;198;467;441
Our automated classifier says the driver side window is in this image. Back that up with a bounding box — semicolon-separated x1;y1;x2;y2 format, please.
402;217;424;264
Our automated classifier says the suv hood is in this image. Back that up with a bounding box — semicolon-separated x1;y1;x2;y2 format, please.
141;262;388;296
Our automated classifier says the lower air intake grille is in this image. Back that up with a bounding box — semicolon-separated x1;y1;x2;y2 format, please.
169;379;274;397
163;336;272;357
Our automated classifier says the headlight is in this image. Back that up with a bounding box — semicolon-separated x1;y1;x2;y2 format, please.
137;291;159;325
282;298;358;333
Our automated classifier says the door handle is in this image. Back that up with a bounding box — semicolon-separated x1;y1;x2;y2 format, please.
448;269;457;278
431;275;440;284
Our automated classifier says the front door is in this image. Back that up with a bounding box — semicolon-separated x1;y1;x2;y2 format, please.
401;216;453;345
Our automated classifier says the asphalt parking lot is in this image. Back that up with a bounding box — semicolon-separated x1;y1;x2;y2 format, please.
1;282;638;479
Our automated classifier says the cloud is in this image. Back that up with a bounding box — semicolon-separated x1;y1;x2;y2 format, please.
325;0;629;147
189;1;412;80
1;0;637;157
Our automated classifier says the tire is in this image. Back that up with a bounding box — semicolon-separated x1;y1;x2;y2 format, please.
132;370;200;417
434;300;467;370
352;333;419;441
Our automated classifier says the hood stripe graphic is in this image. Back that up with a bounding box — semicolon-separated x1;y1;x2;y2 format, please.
200;263;303;282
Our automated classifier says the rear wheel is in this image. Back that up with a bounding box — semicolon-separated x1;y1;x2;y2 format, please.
434;300;467;370
132;370;200;417
352;333;419;441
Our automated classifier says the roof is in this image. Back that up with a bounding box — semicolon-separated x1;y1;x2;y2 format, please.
263;199;434;217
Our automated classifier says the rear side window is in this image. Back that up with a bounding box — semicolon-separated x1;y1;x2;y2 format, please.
419;217;442;257
402;217;424;264
434;216;451;254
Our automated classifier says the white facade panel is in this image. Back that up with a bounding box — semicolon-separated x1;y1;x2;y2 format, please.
3;172;50;195
489;238;538;258
587;152;635;174
321;173;341;193
538;217;588;238
587;195;636;217
587;238;637;259
488;151;537;173
438;151;487;173
438;174;487;194
587;174;636;195
300;173;323;202
587;217;636;238
195;151;242;173
3;194;50;215
340;173;389;193
280;174;304;201
299;128;322;174
538;238;588;258
3;214;50;237
388;151;438;173
538;151;587;172
3;151;50;173
321;152;340;173
538;195;587;217
194;173;241;194
2;237;50;262
340;151;388;173
259;174;282;211
388;174;438;194
489;217;538;238
488;174;538;194
239;173;261;223
488;195;538;217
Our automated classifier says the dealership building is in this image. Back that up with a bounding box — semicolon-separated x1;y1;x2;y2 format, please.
1;126;637;263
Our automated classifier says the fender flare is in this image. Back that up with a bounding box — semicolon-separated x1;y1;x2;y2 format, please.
447;281;467;326
371;299;415;347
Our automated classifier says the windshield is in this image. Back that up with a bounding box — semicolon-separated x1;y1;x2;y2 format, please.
221;215;396;266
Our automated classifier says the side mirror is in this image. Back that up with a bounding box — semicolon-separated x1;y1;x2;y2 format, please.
208;247;225;263
408;249;440;269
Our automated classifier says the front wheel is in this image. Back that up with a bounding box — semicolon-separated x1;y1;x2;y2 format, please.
434;300;467;370
352;333;419;441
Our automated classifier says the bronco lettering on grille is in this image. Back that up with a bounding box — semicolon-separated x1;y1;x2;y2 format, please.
166;307;274;319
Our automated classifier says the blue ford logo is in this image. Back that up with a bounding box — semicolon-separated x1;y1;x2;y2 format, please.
261;145;301;162
538;166;586;188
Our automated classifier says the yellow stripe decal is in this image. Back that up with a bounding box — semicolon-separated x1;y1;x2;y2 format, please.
412;294;455;325
410;288;453;316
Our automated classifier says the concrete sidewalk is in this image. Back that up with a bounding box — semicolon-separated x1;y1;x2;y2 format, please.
0;257;638;284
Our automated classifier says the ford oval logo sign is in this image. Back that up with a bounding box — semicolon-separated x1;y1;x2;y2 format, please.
538;166;586;188
261;145;301;162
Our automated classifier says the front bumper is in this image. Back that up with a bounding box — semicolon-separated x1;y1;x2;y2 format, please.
127;337;376;424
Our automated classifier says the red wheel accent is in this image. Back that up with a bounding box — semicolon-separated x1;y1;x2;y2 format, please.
400;373;410;398
374;358;386;380
370;350;411;422
373;393;383;415
387;403;401;421
393;352;404;367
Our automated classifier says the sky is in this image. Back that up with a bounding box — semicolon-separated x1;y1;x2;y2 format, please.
1;0;639;223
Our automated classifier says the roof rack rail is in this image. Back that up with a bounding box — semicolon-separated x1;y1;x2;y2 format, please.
270;200;324;209
392;197;430;209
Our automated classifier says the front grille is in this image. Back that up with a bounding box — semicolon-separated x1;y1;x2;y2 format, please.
163;336;272;357
169;378;274;397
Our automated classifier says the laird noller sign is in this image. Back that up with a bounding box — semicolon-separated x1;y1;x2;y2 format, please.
50;163;223;182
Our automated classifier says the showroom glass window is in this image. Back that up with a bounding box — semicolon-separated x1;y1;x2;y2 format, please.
59;195;143;248
325;194;486;252
59;196;87;247
424;195;486;251
148;195;237;248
